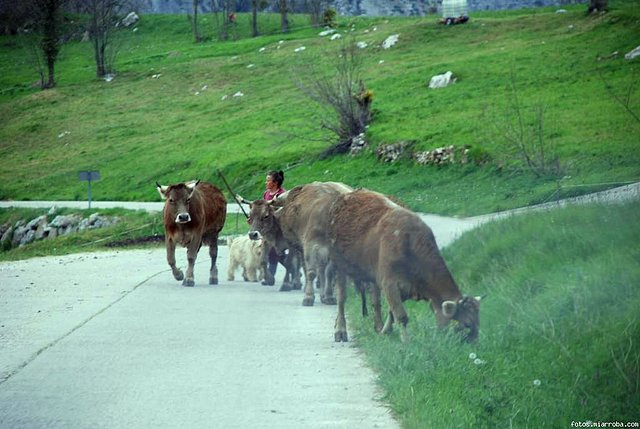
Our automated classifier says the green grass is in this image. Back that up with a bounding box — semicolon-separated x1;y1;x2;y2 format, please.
0;2;639;215
346;201;640;427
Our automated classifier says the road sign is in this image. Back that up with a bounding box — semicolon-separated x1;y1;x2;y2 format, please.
78;170;100;209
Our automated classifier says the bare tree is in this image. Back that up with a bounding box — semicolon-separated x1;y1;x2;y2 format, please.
189;0;202;42
251;0;258;37
277;0;289;33
212;0;236;41
87;0;120;78
588;0;608;14
307;0;333;28
295;40;374;157
26;0;66;89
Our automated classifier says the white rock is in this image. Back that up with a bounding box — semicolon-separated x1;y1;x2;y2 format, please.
330;34;342;41
625;45;640;60
319;29;336;36
428;71;456;89
382;34;399;49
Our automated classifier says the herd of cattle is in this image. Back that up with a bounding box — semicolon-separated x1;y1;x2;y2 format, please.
156;180;481;343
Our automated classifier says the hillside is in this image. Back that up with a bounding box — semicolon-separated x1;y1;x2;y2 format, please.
0;2;638;216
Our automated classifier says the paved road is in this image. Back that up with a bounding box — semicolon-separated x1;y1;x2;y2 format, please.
1;182;637;428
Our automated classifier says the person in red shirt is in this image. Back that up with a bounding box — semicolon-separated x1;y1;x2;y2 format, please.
262;170;285;282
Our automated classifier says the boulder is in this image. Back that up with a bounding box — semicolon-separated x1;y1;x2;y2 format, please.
625;45;640;61
382;34;399;49
121;12;140;27
428;71;456;89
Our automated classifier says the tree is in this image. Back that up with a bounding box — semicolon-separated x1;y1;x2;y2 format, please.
87;0;120;78
25;0;65;89
295;40;374;157
277;0;288;33
588;0;607;13
189;0;202;42
251;0;258;37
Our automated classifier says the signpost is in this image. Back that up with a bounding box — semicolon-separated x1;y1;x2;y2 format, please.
78;171;100;209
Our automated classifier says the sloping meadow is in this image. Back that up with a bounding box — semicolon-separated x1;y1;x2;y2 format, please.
347;201;639;427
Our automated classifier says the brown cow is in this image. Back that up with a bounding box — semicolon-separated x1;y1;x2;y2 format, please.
328;189;481;343
156;180;227;287
248;182;353;306
246;199;302;292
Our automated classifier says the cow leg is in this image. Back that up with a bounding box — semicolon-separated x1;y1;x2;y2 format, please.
182;240;200;287
166;238;184;282
381;311;394;334
370;282;384;333
261;246;275;286
290;249;303;290
381;281;410;342
320;261;336;306
302;246;316;306
279;251;292;292
334;271;348;342
208;241;219;285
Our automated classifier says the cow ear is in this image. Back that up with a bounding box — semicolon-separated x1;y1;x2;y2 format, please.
442;300;457;318
156;183;169;200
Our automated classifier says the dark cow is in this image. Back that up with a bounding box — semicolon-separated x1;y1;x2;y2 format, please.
246;199;302;292
328;189;481;343
248;182;353;306
156;180;227;287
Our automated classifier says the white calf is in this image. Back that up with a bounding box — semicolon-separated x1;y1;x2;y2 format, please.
227;235;266;282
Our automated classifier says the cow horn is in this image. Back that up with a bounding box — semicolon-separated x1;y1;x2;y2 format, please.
156;182;169;199
186;180;199;190
442;300;457;318
475;294;487;301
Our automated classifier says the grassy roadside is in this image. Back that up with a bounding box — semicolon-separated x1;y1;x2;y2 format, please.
0;207;250;261
346;200;640;427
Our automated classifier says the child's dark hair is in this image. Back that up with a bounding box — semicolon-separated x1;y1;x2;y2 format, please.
268;170;285;187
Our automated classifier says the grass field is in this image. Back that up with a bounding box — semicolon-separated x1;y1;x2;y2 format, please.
1;2;639;215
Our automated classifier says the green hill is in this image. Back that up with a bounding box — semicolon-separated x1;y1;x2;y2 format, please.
0;2;638;216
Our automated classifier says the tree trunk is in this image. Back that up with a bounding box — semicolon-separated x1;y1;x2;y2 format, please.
251;0;258;37
278;0;289;33
588;0;608;13
192;0;201;42
40;0;61;89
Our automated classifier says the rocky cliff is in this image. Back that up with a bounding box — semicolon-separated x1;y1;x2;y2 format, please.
137;0;587;15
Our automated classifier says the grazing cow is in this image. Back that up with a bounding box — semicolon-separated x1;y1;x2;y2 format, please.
227;235;267;282
156;180;227;287
248;182;353;306
328;189;481;343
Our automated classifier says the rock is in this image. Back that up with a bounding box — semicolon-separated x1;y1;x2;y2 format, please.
376;141;412;162
349;133;368;155
428;71;456;89
1;226;13;247
382;34;399;49
51;214;81;229
625;45;640;60
319;29;336;36
121;12;139;27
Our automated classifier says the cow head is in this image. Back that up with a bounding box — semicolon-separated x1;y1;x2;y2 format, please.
442;295;482;342
156;180;200;224
247;199;280;242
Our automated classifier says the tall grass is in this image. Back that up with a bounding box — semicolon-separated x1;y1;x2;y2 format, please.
347;201;640;427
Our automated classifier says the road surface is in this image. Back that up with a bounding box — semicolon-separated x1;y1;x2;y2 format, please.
1;182;637;428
